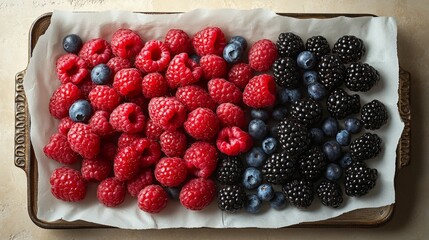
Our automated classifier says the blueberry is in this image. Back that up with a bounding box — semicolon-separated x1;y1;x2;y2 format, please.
323;140;342;162
257;184;274;201
270;191;286;210
278;88;290;105
91;63;112;85
63;34;83;54
303;71;318;86
228;36;247;51
269;122;280;139
242;167;262;190
344;117;362;134
246;147;267;167
262;137;278;155
189;54;201;64
336;130;351;146
310;128;325;145
245;194;262;214
325;163;342;181
165;187;181;200
272;106;288;121
296;51;317;70
308;82;327;101
223;42;243;63
248;119;267;140
250;108;269;122
69;99;92;123
339;152;353;169
287;88;302;101
322;117;339;137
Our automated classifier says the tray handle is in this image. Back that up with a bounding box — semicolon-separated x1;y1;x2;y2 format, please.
397;67;411;170
15;69;29;172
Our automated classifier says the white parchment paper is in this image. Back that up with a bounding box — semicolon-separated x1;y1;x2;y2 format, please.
23;9;401;229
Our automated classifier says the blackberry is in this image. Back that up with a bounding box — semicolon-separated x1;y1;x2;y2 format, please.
349;133;382;161
345;63;380;92
305;36;331;60
344;161;378;197
217;185;246;212
290;99;323;127
326;88;360;119
272;57;300;88
277;118;311;157
316;180;343;208
262;151;297;185
332;35;365;63
298;146;326;181
282;179;314;208
361;100;388;130
276;32;305;58
317;54;346;91
216;156;243;185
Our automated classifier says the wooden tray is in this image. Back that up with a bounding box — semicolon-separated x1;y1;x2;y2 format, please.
14;12;411;229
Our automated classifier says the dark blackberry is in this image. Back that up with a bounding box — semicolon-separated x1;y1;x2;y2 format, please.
277;118;311;157
276;32;305;58
345;63;380;92
344;161;378;197
361;100;388;130
316;180;343;208
326;88;361;119
216;156;243;185
272;57;300;88
290;99;323;127
262;151;297;185
317;54;346;91
332;35;365;63
217;185;246;212
282;179;314;208
305;36;331;60
349;133;382;161
298;146;326;181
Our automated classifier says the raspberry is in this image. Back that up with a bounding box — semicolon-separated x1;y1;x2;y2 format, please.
138;185;168;213
109;103;146;133
67;123;100;159
154;157;187;187
125;95;148;111
145;119;164;141
183;142;218;178
56;53;89;84
135;40;171;73
57;117;75;135
50;167;86;202
192;27;226;56
207;78;242;105
179;178;216;210
248;39;278;72
111;28;144;59
184;107;220;141
88;85;121;112
164;29;192;55
113;145;141;181
113;68;143;97
43;133;80;165
199;54;227;80
78;77;96;99
127;168;154;198
243;74;277;108
81;157;112;182
175;85;216;111
216;103;246;129
140;140;162;167
165;53;202;88
141;72;168;98
79;38;112;67
148;97;187;131
117;132;142;149
228;63;254;89
49;83;81;119
97;177;127;207
100;140;117;161
160;130;187;157
216;126;253;156
88;110;114;137
107;57;132;75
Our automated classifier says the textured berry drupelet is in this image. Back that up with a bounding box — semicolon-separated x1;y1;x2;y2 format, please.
160;130;187;157
290;99;323;127
243;74;277;108
326;88;361;119
109;103;146;133
111;28;144;59
216;103;246;129
298;146;327;182
175;85;217;111
282;179;314;209
50;167;87;202
248;39;278;72
317;54;346;91
361;100;389;130
179;178;216;210
277;118;311;157
305;36;331;60
272;57;300;89
113;145;141;181
216;127;253;156
316;180;343;208
192;26;226;56
349;133;382;161
262;151;297;185
207;78;242;105
67;123;100;159
228;63;254;89
49;83;81;119
135;40;171;73
88;110;114;137
164;29;192;55
97;177;127;207
113;68;143;97
216;156;244;185
88;85;121;112
276;32;304;58
345;63;380;92
126;168;154;198
141;72;168;98
57;117;75;135
107;57;132;75
217;185;246;212
184;107;220;141
200;54;228;80
140;140;162;168
79;38;112;67
155;157;188;187
43;133;80;165
184;142;218;178
138;184;168;213
165;53;203;88
332;35;365;64
345;161;378;197
145;119;164;141
81;157;112;182
56;53;89;84
148;97;187;131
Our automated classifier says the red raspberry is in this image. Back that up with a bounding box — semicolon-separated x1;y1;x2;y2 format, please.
138;184;168;213
216;103;246;129
111;29;144;59
164;29;191;55
248;39;278;72
243;74;277;108
145;119;164;141
216;126;253;156
117;132;142;149
192;27;226;56
43;133;80;165
49;83;81;119
107;57;132;75
56;53;89;84
179;178;216;210
134;137;151;154
81;157;112;182
155;157;187;187
135;40;171;73
165;53;202;88
183;142;218;178
207;78;242;105
228;63;254;89
88;110;114;137
141;72;168;98
184;107;220;141
79;38;112;67
113;68;143;97
97;177;127;207
100;140;117;161
160;130;187;157
148;97;186;131
175;85;216;111
113;145;141;181
78;77;96;99
67;123;100;159
126;95;148;111
109;103;146;133
88;85;121;112
199;54;227;80
140;140;162;167
57;117;75;135
127;168;154;198
50;167;86;202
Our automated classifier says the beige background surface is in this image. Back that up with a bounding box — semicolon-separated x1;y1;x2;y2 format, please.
0;0;427;239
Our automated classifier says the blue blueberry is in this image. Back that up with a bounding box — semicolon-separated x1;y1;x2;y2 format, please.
308;82;327;101
223;42;243;63
344;117;363;134
69;99;92;123
339;152;353;169
245;194;262;214
242;167;262;190
250;108;269;122
286;88;302;101
165;187;181;200
278;88;290;105
336;130;351;146
297;51;317;69
269;123;280;139
303;71;318;86
246;147;267;167
323;140;342;162
270;191;286;210
189;54;201;64
325;163;342;181
272;106;288;121
322;117;339;137
91;64;112;85
248;119;267;140
63;34;83;54
310;128;325;145
228;36;247;51
262;137;278;155
257;184;274;201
